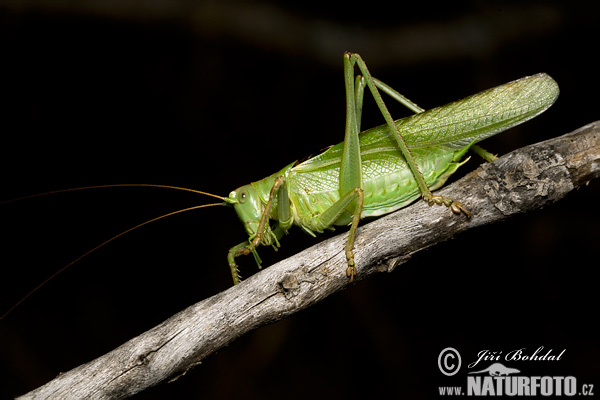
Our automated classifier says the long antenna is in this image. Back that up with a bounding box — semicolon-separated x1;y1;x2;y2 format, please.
0;184;226;205
1;202;225;320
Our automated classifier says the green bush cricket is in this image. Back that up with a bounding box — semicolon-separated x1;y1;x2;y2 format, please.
2;52;559;317
223;52;559;284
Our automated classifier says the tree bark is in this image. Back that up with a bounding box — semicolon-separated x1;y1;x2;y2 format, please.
19;121;600;399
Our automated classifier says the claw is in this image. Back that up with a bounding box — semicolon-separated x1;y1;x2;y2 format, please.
346;266;357;283
449;200;471;218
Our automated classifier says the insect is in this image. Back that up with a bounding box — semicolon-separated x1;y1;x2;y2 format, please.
222;52;559;284
2;52;559;315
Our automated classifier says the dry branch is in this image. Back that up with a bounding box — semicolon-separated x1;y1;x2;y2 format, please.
19;121;600;399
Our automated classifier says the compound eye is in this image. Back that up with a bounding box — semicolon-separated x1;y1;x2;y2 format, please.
239;189;249;204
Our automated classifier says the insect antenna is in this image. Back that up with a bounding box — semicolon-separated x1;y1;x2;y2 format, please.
1;184;228;320
0;183;226;205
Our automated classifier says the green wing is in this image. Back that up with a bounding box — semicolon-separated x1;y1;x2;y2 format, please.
399;73;559;149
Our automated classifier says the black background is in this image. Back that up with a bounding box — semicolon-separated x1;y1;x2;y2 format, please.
1;1;598;398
